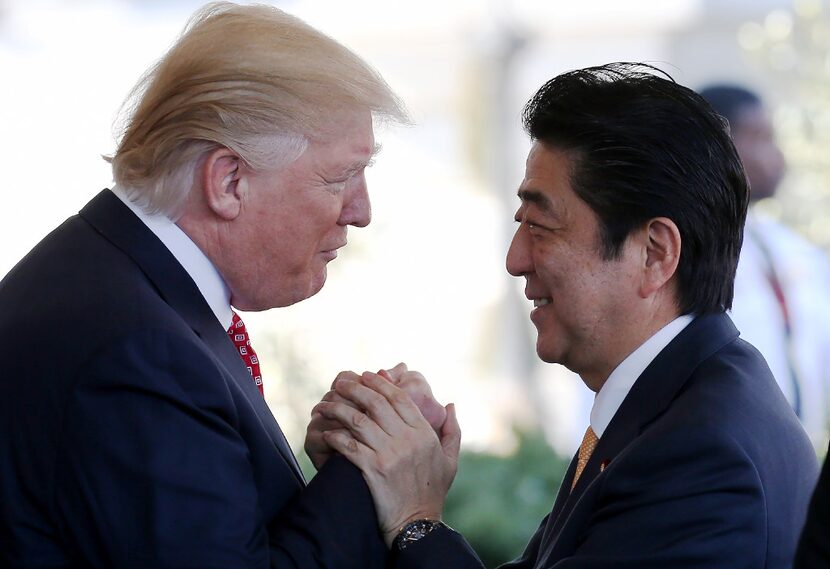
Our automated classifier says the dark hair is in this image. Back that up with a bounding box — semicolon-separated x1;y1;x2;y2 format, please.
522;62;749;315
698;84;761;127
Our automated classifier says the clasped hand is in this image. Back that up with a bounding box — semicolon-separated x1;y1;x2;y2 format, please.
304;364;461;547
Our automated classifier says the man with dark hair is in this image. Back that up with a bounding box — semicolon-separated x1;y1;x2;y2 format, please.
309;63;818;568
700;84;830;448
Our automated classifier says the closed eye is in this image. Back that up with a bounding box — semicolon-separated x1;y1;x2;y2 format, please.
324;180;347;194
514;211;544;232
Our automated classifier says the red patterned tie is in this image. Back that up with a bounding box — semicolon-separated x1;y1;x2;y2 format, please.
227;312;264;396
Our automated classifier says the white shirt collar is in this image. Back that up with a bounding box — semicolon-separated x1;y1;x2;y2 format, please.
111;186;234;330
590;314;694;438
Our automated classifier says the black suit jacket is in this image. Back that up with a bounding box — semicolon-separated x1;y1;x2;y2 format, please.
0;190;386;568
394;313;818;568
795;440;830;568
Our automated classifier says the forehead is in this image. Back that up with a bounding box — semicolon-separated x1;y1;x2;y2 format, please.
518;142;582;215
307;109;377;169
317;110;375;148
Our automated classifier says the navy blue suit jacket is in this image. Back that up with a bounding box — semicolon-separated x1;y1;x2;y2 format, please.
0;190;387;568
394;313;818;568
795;440;830;568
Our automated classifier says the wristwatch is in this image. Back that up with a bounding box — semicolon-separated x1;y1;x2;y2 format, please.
392;519;447;551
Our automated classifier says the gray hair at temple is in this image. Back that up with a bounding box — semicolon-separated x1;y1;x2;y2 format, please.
106;1;408;218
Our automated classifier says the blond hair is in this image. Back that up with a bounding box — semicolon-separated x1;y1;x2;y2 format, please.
107;2;407;218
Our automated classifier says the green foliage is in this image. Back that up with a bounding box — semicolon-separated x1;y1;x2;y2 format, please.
443;430;571;567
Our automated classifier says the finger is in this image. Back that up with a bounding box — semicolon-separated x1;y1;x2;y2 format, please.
317;389;359;410
440;403;461;462
382;362;408;383
333;377;414;436
316;400;390;448
357;372;428;430
401;369;425;381
322;429;376;472
307;411;346;433
377;369;394;383
331;370;361;389
304;430;334;455
304;420;338;469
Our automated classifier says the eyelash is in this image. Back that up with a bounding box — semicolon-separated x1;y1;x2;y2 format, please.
326;165;370;194
514;216;540;231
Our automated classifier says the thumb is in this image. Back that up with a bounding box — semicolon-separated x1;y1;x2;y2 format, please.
440;403;461;460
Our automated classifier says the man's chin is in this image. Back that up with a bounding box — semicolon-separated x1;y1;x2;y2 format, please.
535;336;560;364
232;271;328;310
283;270;328;307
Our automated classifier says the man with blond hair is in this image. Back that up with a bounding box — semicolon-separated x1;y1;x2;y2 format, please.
0;2;408;567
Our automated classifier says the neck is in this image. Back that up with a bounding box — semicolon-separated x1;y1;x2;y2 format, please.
580;305;680;392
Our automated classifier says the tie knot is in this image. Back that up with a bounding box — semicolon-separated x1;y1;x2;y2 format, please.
229;312;249;341
578;426;598;462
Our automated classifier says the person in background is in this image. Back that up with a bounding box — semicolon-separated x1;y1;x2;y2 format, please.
700;84;830;448
0;2;450;568
308;63;819;568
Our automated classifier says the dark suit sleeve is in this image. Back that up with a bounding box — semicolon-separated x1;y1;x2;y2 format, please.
52;330;385;569
268;455;388;568
795;444;830;568
389;524;484;569
547;427;767;568
389;510;552;569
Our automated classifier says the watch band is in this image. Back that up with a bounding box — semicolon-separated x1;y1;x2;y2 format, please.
392;518;447;551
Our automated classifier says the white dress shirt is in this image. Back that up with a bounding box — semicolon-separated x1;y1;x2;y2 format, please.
111;186;234;331
590;314;694;438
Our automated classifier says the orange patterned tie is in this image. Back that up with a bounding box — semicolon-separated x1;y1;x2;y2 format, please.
571;426;599;490
227;311;264;396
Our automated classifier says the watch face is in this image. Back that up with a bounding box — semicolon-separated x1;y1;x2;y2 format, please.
406;525;429;540
396;520;443;550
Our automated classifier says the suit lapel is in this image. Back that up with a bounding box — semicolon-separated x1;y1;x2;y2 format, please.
79;189;305;484
538;313;740;562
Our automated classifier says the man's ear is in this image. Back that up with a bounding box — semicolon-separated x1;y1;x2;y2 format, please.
200;147;245;220
640;217;681;298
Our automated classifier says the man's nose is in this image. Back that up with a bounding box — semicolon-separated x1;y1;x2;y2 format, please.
506;225;531;277
339;180;371;227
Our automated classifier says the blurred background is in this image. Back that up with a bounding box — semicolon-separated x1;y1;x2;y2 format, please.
3;0;830;564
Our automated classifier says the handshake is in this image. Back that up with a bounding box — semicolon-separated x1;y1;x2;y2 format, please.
304;364;460;547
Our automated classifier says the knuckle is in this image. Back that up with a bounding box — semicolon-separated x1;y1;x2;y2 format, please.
391;391;411;407
374;454;393;473
360;391;384;414
333;371;357;387
351;411;368;428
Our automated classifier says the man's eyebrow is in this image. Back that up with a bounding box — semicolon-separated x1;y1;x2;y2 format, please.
340;143;383;176
517;188;553;212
